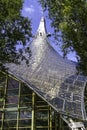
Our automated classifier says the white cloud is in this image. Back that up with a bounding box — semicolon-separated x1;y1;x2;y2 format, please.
24;5;35;14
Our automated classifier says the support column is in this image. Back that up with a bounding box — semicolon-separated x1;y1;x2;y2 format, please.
57;113;60;130
48;106;52;130
54;112;58;130
1;74;8;130
16;81;21;130
59;114;64;130
61;117;64;130
31;92;36;130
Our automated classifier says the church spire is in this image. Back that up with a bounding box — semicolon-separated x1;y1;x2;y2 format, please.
36;17;47;36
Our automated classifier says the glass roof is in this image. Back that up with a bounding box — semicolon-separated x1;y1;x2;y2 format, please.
7;17;87;120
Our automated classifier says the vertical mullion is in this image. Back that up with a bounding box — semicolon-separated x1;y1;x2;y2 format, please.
31;92;36;130
59;114;64;130
59;114;62;130
54;112;57;130
48;106;52;130
57;114;61;130
61;117;64;130
1;74;8;130
16;81;21;130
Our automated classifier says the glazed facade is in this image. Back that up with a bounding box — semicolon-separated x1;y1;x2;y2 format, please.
0;72;69;130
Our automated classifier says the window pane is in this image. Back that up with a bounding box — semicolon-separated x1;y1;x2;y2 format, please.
7;96;18;104
3;120;17;128
4;111;17;119
20;109;32;119
19;119;31;127
36;119;48;126
8;77;19;89
7;89;19;96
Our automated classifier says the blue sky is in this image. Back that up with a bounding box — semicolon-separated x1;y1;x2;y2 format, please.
22;0;77;62
22;0;53;34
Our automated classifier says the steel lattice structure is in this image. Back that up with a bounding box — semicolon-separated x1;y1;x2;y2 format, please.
6;17;87;121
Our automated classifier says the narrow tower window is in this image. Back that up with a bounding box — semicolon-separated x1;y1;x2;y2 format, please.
40;32;42;36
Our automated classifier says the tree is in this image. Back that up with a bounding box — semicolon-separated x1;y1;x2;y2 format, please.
39;0;87;75
0;0;32;70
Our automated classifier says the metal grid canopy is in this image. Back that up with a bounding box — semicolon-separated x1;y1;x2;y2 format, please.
7;17;87;120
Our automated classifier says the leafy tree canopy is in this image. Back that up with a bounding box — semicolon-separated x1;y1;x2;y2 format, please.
0;0;32;70
39;0;87;75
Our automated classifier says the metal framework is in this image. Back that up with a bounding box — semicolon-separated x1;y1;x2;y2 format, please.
0;71;69;130
6;17;87;120
0;16;86;129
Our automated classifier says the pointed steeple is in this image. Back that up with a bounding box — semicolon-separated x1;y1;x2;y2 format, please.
36;17;47;36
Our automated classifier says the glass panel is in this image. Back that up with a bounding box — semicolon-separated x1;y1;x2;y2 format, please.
69;85;82;93
21;84;32;95
36;94;48;128
0;101;3;109
36;110;48;120
0;87;4;99
3;120;17;128
77;75;87;81
61;83;68;90
51;111;55;127
19;119;31;127
8;77;19;89
20;84;32;108
0;119;2;127
7;89;19;96
36;95;48;107
36;119;48;126
20;109;32;119
4;111;17;119
5;103;18;108
63;122;69;130
20;102;32;108
50;97;63;110
6;96;18;104
20;94;32;106
0;72;6;84
74;80;84;87
0;73;6;111
58;90;71;100
65;101;82;116
64;78;74;84
73;95;81;102
0;112;2;120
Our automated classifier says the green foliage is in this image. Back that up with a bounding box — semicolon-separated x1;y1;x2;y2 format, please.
0;0;32;70
39;0;87;75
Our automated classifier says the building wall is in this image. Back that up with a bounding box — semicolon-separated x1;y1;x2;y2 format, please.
0;71;69;130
